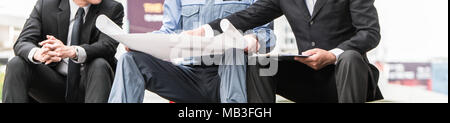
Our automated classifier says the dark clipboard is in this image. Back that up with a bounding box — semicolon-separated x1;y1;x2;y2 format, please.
277;54;311;61
278;54;311;58
251;54;311;61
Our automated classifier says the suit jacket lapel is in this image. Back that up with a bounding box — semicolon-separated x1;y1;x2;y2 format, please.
294;0;312;22
81;4;99;44
311;0;328;20
57;0;70;45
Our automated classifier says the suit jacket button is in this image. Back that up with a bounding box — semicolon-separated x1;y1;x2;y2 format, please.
312;42;316;47
310;21;314;25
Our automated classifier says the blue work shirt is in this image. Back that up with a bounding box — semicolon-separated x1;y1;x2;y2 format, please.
109;0;276;103
154;0;276;52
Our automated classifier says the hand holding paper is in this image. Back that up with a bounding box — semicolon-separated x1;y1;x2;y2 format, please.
96;15;248;61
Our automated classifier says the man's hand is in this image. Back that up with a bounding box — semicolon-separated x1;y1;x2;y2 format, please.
244;34;260;53
40;36;77;59
182;27;205;37
294;48;337;70
184;27;260;53
33;47;63;65
54;46;77;59
125;46;131;52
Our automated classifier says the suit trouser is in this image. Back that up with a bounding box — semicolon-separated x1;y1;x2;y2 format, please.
2;56;114;103
247;50;371;103
108;51;248;103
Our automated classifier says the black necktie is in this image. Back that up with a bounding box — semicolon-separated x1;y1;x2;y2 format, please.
66;8;85;102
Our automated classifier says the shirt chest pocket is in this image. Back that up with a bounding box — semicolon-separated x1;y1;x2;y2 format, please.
181;5;201;30
180;0;205;30
218;1;251;18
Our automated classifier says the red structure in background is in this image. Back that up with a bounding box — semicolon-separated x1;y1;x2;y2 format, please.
387;62;433;90
127;0;164;33
427;79;432;91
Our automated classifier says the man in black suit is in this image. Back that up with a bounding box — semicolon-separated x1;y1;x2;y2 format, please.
2;0;124;103
185;0;383;103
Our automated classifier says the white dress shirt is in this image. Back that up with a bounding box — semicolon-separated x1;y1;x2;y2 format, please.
28;0;89;75
203;0;344;64
305;0;317;16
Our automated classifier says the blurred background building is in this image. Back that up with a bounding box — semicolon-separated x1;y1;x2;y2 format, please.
0;0;447;103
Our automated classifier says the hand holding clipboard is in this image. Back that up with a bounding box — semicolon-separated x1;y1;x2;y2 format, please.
251;53;311;61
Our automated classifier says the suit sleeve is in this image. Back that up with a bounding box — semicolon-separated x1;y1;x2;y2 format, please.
80;3;124;63
208;0;283;34
13;0;44;63
247;0;276;53
337;0;381;54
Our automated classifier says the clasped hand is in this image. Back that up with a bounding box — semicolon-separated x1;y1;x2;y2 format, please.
33;35;77;64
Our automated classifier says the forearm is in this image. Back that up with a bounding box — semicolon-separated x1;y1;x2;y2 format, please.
337;29;381;54
81;34;119;63
81;3;123;63
338;0;381;54
14;41;39;62
14;0;43;63
208;0;282;34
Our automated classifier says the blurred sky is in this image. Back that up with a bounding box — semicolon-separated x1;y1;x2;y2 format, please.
0;0;36;17
0;0;448;62
375;0;448;62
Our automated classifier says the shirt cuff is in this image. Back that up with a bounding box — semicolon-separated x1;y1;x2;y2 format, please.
329;48;344;65
202;25;214;38
71;46;87;64
28;48;42;64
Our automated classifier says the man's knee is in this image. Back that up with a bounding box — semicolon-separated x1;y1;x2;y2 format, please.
87;58;112;72
4;57;31;91
120;52;135;63
338;50;364;64
6;56;30;73
126;51;160;66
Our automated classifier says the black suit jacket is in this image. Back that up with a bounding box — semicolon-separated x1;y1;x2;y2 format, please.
210;0;380;54
209;0;383;101
14;0;124;68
